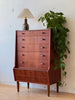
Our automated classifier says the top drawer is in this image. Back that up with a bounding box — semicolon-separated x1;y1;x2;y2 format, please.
16;30;49;37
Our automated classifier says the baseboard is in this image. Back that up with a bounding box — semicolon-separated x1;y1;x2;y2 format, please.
0;80;75;94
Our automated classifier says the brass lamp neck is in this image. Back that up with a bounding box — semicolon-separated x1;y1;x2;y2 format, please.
23;17;29;30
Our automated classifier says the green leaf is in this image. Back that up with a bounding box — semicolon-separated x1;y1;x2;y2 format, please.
64;54;67;59
50;10;55;14
63;71;67;77
43;23;45;26
68;50;70;53
38;10;70;83
54;27;57;33
38;17;45;22
59;57;64;62
58;81;63;86
64;27;69;32
53;59;57;64
38;18;40;22
60;62;65;70
41;17;45;22
67;41;70;44
54;66;58;70
60;53;64;57
56;12;64;16
67;48;70;53
45;12;50;18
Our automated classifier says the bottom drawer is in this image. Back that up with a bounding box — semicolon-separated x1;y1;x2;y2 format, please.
13;68;50;85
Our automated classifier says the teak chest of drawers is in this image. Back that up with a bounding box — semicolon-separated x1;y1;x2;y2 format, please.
13;29;61;96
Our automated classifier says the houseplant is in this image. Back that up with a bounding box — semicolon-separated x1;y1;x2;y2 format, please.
38;10;70;85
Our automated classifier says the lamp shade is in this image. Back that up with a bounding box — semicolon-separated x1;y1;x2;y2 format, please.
18;8;34;19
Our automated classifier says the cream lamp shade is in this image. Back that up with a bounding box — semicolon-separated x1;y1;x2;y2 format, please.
18;8;34;19
18;8;34;30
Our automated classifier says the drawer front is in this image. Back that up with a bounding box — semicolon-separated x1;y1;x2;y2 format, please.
17;59;48;68
37;30;49;36
14;68;49;84
15;76;49;84
17;36;49;44
17;44;49;52
17;30;49;37
38;36;49;44
17;31;35;37
14;70;48;78
17;36;38;44
17;52;48;60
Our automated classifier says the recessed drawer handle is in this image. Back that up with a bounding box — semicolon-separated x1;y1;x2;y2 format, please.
41;38;45;40
22;33;25;35
40;46;45;49
21;54;25;56
21;46;25;48
40;63;45;65
22;61;24;64
42;32;45;34
22;39;25;41
40;55;45;57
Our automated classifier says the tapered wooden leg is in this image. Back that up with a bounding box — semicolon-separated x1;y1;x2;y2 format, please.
17;82;19;92
27;82;29;89
56;82;59;93
47;85;50;97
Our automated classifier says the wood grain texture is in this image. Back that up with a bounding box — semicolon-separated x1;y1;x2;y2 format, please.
17;81;19;92
13;29;61;96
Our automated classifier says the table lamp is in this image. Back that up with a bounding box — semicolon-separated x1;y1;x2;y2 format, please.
18;8;34;30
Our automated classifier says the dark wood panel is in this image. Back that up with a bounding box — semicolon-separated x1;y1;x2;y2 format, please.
13;68;49;84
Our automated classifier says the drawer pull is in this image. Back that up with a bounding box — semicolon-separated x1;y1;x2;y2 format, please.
40;46;45;49
22;54;24;56
41;38;45;40
22;39;25;41
42;32;45;34
22;33;25;35
40;55;45;57
22;61;24;64
40;63;45;65
21;46;25;48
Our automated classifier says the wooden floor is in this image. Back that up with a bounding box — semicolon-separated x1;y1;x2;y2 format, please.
0;84;75;100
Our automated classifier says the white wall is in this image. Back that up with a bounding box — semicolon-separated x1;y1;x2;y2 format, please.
0;0;75;94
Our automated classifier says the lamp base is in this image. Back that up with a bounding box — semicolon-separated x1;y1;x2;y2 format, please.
23;18;29;30
23;24;29;30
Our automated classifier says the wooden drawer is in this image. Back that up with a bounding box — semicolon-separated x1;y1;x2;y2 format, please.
17;52;48;61
13;68;49;84
17;59;48;68
17;36;49;44
38;36;49;44
14;69;48;77
17;31;35;37
17;36;38;44
37;30;49;36
17;44;49;52
16;30;49;37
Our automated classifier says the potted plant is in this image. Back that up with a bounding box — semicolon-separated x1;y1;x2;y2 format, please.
38;10;70;85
